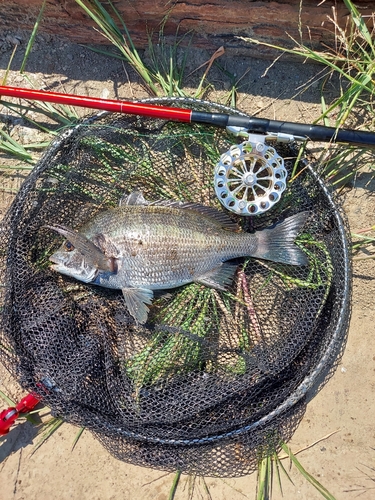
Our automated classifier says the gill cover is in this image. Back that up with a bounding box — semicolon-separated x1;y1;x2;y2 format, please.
45;224;114;272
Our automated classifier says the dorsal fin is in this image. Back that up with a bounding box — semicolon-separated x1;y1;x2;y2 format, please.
119;191;148;207
119;191;240;232
151;200;241;232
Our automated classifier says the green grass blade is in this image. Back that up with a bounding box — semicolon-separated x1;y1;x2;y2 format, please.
320;93;330;127
20;141;50;150
20;0;47;73
32;416;64;455
1;44;18;86
168;470;181;500
352;233;375;242
106;0;139;54
71;426;85;451
343;0;375;56
289;140;307;181
201;476;213;500
240;36;373;94
0;129;35;163
18;74;79;125
74;0;219;98
82;45;125;60
280;443;337;500
0;100;70;132
240;3;375;139
74;0;159;94
0;389;16;406
274;451;294;488
316;73;372;127
257;455;271;500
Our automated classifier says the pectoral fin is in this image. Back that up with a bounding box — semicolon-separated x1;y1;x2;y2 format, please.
122;287;154;324
195;262;237;291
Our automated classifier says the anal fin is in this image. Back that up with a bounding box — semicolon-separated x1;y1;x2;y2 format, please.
122;287;154;324
195;262;237;291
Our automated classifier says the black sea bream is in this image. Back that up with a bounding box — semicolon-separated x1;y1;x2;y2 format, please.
48;194;308;323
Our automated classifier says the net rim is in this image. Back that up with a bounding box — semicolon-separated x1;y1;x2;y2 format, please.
1;98;352;447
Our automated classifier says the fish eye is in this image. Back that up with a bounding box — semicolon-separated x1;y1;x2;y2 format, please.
64;241;75;252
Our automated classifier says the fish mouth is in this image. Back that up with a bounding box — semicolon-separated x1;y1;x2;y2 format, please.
49;255;61;265
49;253;74;271
49;254;99;283
49;254;68;268
49;263;61;272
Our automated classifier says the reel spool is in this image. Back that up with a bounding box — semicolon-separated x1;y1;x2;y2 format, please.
214;134;288;215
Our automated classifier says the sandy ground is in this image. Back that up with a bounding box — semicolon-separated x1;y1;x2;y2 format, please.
1;33;375;499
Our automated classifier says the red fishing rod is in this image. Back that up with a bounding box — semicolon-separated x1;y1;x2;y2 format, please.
1;85;375;147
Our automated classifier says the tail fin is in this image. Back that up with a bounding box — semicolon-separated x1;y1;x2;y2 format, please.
254;212;309;266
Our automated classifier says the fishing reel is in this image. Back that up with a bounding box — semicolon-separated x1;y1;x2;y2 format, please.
214;127;305;216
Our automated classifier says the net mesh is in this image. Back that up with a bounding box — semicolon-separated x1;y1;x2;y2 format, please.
0;99;351;476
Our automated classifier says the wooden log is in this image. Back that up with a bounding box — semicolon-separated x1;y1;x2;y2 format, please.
0;0;373;58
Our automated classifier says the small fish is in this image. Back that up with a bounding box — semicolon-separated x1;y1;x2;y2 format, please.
47;193;308;324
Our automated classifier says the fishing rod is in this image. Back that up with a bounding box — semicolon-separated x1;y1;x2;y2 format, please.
1;85;375;147
1;84;374;216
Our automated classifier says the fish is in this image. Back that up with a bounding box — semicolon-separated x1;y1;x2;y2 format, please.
47;193;309;324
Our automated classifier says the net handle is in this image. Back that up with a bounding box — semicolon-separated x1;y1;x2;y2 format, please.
1;85;375;147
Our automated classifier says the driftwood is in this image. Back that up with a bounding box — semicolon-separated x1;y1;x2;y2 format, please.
0;0;373;58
